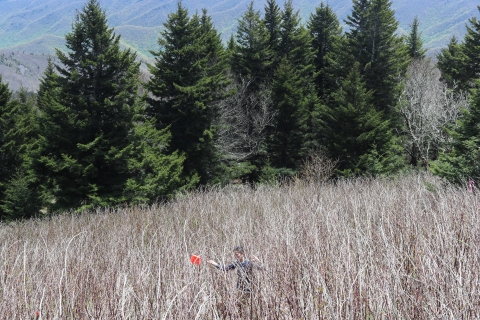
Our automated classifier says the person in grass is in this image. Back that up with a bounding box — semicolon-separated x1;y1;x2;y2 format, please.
208;246;264;317
207;246;264;293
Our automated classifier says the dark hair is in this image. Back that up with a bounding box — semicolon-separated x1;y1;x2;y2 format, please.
233;246;244;253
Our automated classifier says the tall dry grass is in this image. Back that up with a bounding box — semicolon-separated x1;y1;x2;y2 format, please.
1;173;479;319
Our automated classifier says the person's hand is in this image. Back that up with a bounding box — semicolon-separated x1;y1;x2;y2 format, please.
207;260;218;267
251;255;260;262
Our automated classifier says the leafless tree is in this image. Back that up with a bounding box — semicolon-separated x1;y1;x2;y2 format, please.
214;78;276;161
397;58;468;167
295;150;339;184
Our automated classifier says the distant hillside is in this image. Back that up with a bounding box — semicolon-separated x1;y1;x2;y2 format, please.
0;51;54;92
0;0;479;92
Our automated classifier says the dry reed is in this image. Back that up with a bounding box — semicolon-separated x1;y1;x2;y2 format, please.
1;173;479;319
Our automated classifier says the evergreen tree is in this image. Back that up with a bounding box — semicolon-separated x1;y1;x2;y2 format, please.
146;4;230;184
125;118;186;204
345;0;370;59
407;16;426;59
300;89;326;156
0;79;41;220
462;7;480;90
223;2;275;182
430;81;480;183
267;59;304;168
231;1;272;91
326;63;403;177
227;33;237;57
272;1;322;163
437;7;480;93
345;0;408;115
278;0;313;76
437;37;468;92
308;2;345;102
37;0;146;212
264;0;282;77
263;0;323;171
0;77;14;199
226;33;238;69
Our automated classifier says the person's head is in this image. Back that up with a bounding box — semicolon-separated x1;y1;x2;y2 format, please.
233;246;245;262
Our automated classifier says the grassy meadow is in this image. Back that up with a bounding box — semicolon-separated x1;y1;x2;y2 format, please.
1;173;479;319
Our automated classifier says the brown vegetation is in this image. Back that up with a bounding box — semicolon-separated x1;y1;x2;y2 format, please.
1;173;479;319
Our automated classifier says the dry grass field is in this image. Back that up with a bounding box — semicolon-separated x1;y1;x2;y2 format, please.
1;173;479;319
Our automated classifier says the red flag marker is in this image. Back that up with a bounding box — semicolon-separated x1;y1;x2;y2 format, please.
190;254;201;265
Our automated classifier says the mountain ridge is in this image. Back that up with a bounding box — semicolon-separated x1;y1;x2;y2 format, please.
0;0;479;92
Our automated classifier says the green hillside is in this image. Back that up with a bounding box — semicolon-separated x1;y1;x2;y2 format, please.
2;0;479;52
0;0;478;91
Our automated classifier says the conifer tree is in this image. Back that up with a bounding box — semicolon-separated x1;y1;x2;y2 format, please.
147;4;230;184
267;59;304;168
308;2;345;102
438;8;480;93
0;79;41;220
300;89;326;156
231;1;272;91
267;0;322;166
345;0;370;58
430;81;480;183
437;37;468;92
124;117;186;204
326;63;403;177
278;0;313;75
462;7;480;90
407;16;426;59
0;77;14;199
222;2;275;182
345;0;408;115
37;0;147;211
227;33;237;57
264;0;282;77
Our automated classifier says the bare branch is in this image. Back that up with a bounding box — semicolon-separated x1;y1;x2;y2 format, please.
214;78;276;161
397;58;468;166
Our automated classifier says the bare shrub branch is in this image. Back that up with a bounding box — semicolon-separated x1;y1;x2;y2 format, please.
295;150;339;184
397;58;468;166
214;78;276;161
1;173;479;318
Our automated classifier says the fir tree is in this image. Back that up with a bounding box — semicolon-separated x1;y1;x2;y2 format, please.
437;37;468;92
231;1;272;91
0;77;14;199
345;0;370;58
0;79;41;220
268;0;321;165
437;8;480;93
345;0;408;115
300;88;325;157
462;7;480;90
278;0;313;76
147;4;230;184
125;117;186;204
264;0;282;77
430;80;480;183
267;59;305;169
326;63;403;177
407;16;426;59
308;2;345;102
37;0;145;212
262;0;324;171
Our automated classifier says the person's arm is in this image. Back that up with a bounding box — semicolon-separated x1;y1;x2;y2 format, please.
207;260;236;271
207;260;219;268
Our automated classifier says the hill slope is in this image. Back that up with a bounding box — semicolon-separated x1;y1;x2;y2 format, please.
0;0;479;91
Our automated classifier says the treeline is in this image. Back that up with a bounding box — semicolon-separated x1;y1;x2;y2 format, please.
1;0;479;220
